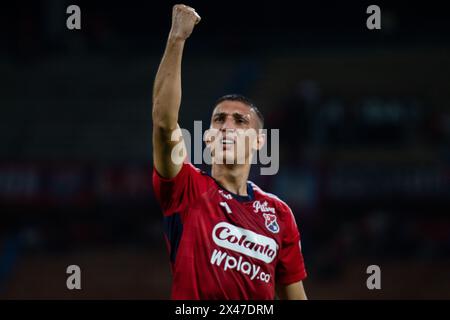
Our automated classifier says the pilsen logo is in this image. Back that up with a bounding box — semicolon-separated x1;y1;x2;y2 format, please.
252;201;275;214
212;222;278;263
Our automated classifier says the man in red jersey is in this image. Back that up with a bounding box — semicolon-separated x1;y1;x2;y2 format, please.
152;4;307;300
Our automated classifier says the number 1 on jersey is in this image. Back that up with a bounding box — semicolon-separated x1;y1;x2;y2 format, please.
219;201;232;214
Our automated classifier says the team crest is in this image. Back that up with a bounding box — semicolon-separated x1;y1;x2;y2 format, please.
263;213;279;234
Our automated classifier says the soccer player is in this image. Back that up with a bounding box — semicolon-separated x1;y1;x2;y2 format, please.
152;4;307;300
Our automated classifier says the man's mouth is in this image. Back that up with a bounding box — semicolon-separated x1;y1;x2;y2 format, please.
221;138;235;145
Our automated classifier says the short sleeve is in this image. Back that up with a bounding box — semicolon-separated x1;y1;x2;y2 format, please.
152;162;206;218
276;207;307;286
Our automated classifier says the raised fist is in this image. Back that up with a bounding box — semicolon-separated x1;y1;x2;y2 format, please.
169;4;201;41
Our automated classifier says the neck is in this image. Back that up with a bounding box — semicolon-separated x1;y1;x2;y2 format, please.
211;163;250;196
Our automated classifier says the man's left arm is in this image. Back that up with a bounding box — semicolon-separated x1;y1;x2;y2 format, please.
275;205;308;300
276;281;307;300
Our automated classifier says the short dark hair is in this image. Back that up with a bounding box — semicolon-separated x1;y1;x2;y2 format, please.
214;94;264;129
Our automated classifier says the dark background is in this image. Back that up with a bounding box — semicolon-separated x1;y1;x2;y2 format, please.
1;0;449;299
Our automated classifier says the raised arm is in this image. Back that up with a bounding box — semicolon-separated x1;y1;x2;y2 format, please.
152;4;201;178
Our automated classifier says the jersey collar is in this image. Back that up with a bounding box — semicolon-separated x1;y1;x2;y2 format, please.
206;173;255;202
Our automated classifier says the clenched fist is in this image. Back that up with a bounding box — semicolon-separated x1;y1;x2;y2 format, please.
169;4;201;41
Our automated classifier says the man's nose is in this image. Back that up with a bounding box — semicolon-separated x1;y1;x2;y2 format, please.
220;117;235;131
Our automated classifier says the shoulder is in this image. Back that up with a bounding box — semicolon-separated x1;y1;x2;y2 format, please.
158;161;208;180
181;162;215;187
250;182;301;237
153;161;213;192
249;181;295;218
184;162;204;175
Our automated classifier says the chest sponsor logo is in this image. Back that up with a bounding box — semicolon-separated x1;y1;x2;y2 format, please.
253;201;275;214
263;214;280;234
210;249;271;283
212;222;278;263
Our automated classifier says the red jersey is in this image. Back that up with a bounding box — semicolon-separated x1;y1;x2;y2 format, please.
152;162;307;300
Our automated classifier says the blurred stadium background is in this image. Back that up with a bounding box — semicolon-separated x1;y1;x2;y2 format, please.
1;0;449;299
